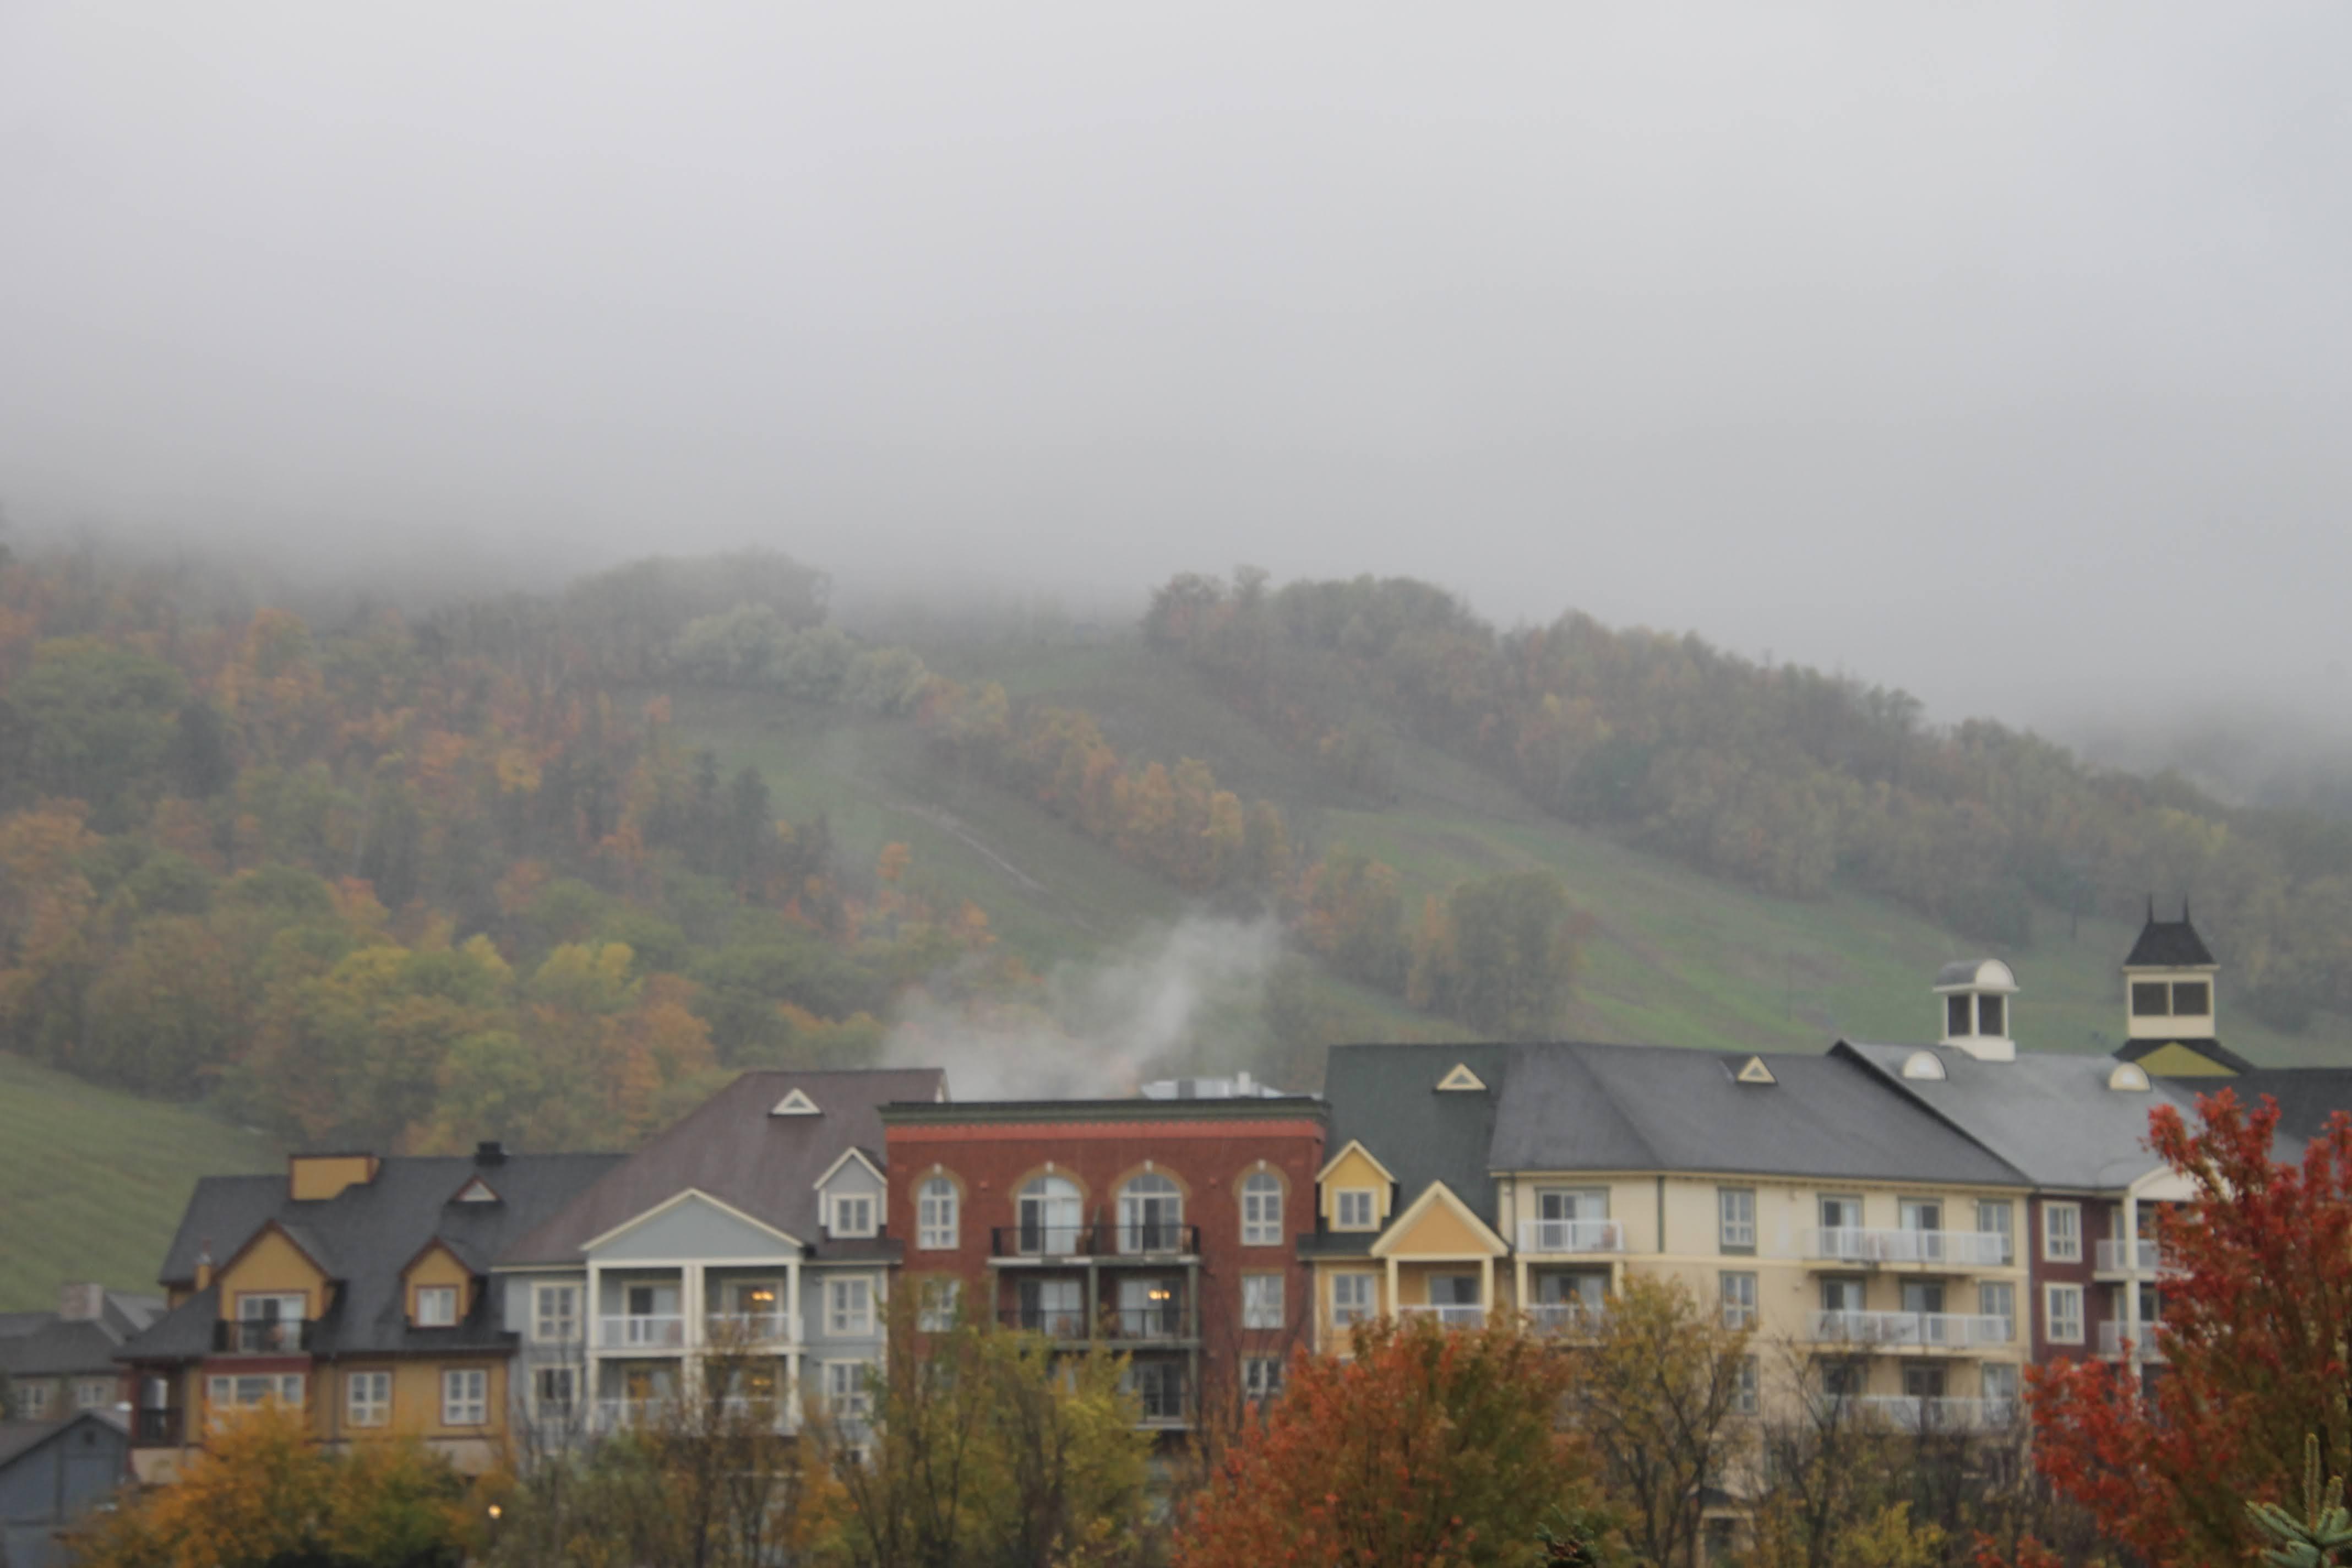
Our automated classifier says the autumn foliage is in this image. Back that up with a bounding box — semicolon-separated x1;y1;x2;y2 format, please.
1175;1316;1615;1568
2029;1090;2352;1566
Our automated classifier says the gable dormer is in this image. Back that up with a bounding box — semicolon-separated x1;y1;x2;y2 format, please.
1932;959;2018;1062
813;1147;885;1239
213;1222;334;1343
400;1238;477;1328
1316;1140;1397;1233
2124;900;2219;1042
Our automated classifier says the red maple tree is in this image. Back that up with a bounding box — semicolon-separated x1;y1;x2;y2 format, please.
2028;1089;2352;1566
1174;1316;1614;1568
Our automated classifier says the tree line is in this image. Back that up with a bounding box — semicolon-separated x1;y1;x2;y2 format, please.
1146;567;2352;1031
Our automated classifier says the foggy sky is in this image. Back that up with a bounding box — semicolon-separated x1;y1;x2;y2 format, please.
4;4;2349;735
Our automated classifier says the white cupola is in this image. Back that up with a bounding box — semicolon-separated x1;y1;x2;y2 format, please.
1932;959;2018;1061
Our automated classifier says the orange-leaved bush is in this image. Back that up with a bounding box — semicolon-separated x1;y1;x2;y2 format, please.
1175;1315;1615;1568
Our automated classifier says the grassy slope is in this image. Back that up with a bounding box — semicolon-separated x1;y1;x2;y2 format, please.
678;641;2340;1068
0;1054;279;1310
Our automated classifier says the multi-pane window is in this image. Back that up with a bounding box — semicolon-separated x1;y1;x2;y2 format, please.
17;1383;50;1418
75;1379;112;1411
917;1278;961;1332
1335;1189;1378;1231
918;1177;959;1250
2045;1284;2084;1344
1242;1273;1284;1331
1119;1173;1184;1253
235;1293;307;1352
1898;1199;1942;1233
1978;1201;2014;1263
831;1194;876;1239
1979;1282;2016;1340
1819;1194;1864;1231
534;1283;579;1343
533;1366;576;1419
442;1368;487;1426
825;1362;872;1420
1719;1271;1758;1330
1017;1175;1084;1255
2043;1202;2083;1262
1734;1356;1760;1414
1241;1172;1283;1246
827;1276;875;1337
1819;1359;1865;1400
1243;1356;1283;1403
1125;1360;1186;1422
347;1371;391;1428
1331;1273;1376;1327
415;1286;459;1327
1718;1188;1757;1252
209;1374;303;1413
1981;1363;2020;1408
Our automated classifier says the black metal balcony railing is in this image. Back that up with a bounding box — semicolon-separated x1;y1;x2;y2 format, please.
988;1222;1202;1259
999;1307;1092;1338
1107;1306;1187;1341
133;1408;183;1446
213;1318;313;1354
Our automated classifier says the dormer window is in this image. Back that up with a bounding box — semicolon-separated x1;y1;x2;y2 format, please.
1934;959;2018;1061
831;1195;876;1239
1335;1189;1378;1231
415;1286;459;1327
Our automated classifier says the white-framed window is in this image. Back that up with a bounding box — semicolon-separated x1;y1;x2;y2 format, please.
2043;1201;2082;1262
1335;1189;1378;1231
442;1368;487;1426
1118;1173;1184;1253
1243;1356;1283;1403
1719;1188;1757;1252
346;1371;391;1428
831;1194;876;1239
209;1374;303;1412
1979;1282;2016;1341
1241;1171;1284;1246
917;1278;961;1332
917;1177;959;1250
17;1382;50;1418
1331;1273;1376;1327
1719;1271;1758;1330
415;1284;459;1327
74;1378;113;1411
825;1360;872;1420
827;1276;875;1337
1242;1273;1284;1330
1981;1362;2019;1407
2045;1283;2084;1344
533;1366;576;1419
1735;1355;1760;1414
1978;1200;2015;1263
533;1283;580;1343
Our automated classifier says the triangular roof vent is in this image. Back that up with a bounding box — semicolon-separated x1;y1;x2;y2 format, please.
1435;1063;1487;1093
1734;1055;1777;1085
771;1087;821;1117
451;1177;501;1204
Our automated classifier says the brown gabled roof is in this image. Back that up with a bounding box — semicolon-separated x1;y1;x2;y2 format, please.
499;1069;945;1267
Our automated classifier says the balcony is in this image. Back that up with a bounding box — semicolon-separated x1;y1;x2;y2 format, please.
132;1408;183;1447
1396;1304;1487;1330
1517;1218;1626;1255
1528;1303;1608;1337
212;1318;313;1354
1835;1396;2019;1432
705;1312;792;1346
1807;1310;2012;1349
1107;1305;1190;1342
598;1314;686;1351
1801;1228;2009;1268
988;1223;1202;1261
998;1307;1091;1340
2094;1239;2178;1276
2097;1320;2168;1360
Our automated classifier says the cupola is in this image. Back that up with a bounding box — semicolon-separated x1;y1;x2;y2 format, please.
2123;899;2218;1041
1932;959;2018;1061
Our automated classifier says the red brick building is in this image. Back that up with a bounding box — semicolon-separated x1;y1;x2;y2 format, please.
876;1093;1326;1435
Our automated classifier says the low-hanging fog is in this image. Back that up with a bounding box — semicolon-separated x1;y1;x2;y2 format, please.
3;3;2349;748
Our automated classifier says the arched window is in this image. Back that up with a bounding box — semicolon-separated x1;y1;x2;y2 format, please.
1017;1175;1082;1256
1119;1172;1184;1254
918;1176;959;1250
1240;1171;1283;1247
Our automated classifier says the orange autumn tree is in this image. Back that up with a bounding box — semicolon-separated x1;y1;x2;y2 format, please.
1176;1316;1619;1568
2028;1090;2352;1566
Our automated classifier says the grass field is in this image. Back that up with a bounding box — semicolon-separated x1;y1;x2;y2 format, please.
674;640;2345;1068
0;1054;279;1311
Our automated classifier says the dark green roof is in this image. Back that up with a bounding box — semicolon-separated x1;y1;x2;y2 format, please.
1322;1044;1517;1223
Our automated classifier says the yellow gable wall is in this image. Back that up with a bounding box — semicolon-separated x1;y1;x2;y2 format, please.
404;1244;475;1321
1320;1147;1393;1223
219;1229;328;1317
2135;1042;2238;1078
1385;1196;1497;1258
290;1155;377;1202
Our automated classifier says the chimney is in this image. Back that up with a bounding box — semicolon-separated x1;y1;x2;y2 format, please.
474;1140;508;1167
193;1241;215;1294
57;1282;105;1322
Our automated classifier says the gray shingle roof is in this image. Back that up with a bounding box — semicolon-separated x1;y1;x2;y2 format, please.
0;1292;166;1379
1322;1044;1519;1223
2222;1070;2352;1147
1488;1043;2029;1186
0;1412;126;1471
1836;1041;2200;1190
502;1069;945;1266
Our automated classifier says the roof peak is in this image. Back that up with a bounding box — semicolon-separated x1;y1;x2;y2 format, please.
2125;899;2215;968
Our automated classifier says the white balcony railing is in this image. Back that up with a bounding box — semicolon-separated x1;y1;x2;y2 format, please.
1528;1303;1608;1336
1839;1395;2020;1432
1517;1218;1626;1254
2093;1239;2176;1274
1396;1304;1487;1329
2097;1320;2169;1359
598;1314;685;1350
591;1396;799;1434
1808;1310;2012;1348
1801;1228;2009;1267
705;1312;791;1345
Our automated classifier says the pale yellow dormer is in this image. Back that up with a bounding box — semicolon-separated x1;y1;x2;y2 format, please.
1317;1140;1396;1232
